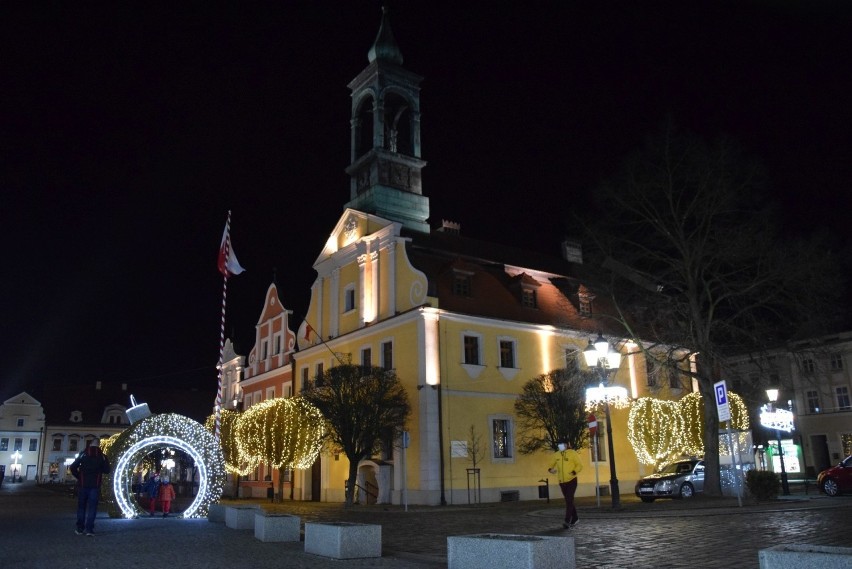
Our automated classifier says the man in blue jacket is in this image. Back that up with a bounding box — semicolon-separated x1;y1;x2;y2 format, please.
70;439;111;536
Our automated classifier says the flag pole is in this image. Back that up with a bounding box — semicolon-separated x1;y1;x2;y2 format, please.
214;210;233;440
302;319;346;365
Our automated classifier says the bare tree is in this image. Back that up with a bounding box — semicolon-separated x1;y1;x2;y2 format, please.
302;362;411;507
514;368;593;453
467;425;483;469
580;121;842;496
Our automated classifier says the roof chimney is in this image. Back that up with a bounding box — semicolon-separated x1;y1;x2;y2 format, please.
561;239;583;264
437;220;461;235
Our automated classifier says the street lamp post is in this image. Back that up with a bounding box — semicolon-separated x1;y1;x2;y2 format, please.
583;334;623;509
765;389;790;496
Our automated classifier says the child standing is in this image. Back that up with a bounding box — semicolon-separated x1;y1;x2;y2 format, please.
142;472;161;516
159;477;176;518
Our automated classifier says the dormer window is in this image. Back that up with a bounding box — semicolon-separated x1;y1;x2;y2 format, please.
70;411;82;423
578;286;595;317
521;288;537;308
453;271;472;297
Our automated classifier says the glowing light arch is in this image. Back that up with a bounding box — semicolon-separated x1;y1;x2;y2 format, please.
107;413;226;519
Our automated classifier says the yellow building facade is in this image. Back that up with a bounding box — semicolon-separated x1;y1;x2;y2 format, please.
286;9;684;506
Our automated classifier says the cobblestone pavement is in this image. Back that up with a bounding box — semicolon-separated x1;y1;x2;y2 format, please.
1;481;848;568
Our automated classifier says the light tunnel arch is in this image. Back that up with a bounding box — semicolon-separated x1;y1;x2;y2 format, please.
107;413;226;519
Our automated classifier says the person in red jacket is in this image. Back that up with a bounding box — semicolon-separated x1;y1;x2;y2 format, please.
158;477;176;518
70;439;111;536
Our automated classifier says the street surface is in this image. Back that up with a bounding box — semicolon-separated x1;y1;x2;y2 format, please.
0;481;848;568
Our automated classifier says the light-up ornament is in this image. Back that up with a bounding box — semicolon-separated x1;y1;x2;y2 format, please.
107;413;226;519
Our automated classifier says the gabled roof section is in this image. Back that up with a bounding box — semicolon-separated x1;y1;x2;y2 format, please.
256;282;287;325
314;208;400;267
3;391;41;407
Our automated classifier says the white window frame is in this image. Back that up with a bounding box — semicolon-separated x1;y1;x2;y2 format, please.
266;387;275;400
836;386;851;411
806;389;821;413
461;331;485;379
497;336;519;380
830;352;844;371
489;415;515;463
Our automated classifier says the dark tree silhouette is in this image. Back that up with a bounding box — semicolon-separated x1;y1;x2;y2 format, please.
581;121;841;496
302;362;411;507
514;368;594;454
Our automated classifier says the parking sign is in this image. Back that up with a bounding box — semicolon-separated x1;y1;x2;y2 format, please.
714;380;731;422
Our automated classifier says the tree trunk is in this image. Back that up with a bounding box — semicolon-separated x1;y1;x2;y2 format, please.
277;469;285;503
345;460;359;508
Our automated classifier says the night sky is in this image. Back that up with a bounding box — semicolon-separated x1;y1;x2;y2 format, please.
3;2;851;401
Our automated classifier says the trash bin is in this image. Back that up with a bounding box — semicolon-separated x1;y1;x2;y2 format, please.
267;486;274;501
538;484;549;499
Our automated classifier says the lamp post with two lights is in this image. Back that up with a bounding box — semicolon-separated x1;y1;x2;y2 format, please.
583;334;625;509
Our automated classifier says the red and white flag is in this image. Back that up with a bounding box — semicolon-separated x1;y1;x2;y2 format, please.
217;220;245;277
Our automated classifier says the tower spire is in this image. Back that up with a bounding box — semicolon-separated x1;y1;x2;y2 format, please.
368;5;403;65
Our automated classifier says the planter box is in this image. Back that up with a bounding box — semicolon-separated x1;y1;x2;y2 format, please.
759;544;852;569
224;505;261;530
304;522;381;559
254;513;300;543
448;533;574;569
207;503;226;523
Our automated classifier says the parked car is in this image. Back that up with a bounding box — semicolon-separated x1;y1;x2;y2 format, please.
635;459;704;502
817;455;852;496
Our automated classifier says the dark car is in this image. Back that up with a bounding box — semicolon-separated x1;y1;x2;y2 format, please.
635;459;704;502
817;455;852;496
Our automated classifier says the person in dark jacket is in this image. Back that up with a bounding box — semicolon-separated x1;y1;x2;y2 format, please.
142;472;161;516
70;439;111;536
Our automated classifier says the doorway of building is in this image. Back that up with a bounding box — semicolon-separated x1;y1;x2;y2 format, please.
810;434;830;474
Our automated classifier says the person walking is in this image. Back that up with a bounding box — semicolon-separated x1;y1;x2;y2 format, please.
142;472;161;516
548;441;583;529
70;439;111;536
158;477;176;517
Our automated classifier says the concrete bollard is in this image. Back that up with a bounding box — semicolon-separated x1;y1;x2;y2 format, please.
447;533;574;569
254;513;300;543
304;522;381;559
759;544;852;569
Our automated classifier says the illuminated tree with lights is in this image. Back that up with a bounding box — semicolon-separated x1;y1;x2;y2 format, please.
205;409;258;496
514;368;593;453
678;391;749;456
627;398;684;470
234;398;324;502
627;392;750;469
580;121;839;495
302;363;411;508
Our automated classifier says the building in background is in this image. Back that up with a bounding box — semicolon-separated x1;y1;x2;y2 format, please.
230;282;298;498
0;392;45;483
729;331;852;479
